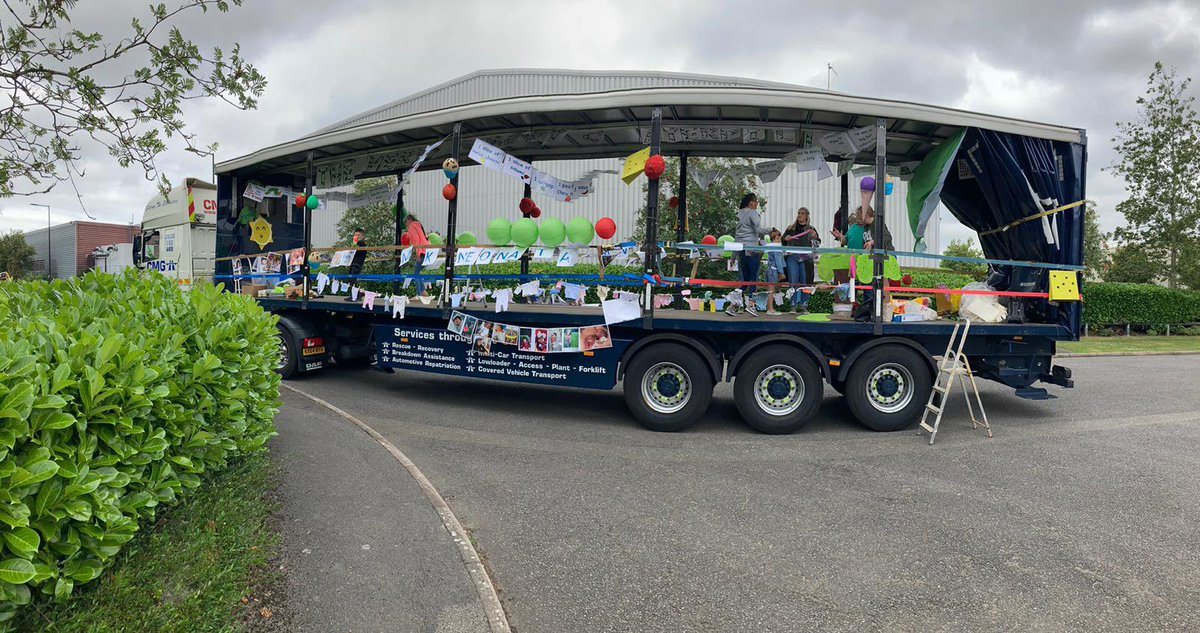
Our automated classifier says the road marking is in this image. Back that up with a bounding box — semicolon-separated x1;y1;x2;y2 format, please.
282;383;511;633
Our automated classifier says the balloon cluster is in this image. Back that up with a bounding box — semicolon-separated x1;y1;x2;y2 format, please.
442;158;459;201
481;215;617;248
294;193;320;210
518;196;541;219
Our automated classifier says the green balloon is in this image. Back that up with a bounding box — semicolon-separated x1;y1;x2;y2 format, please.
487;218;512;245
511;218;539;248
566;217;594;245
717;234;734;259
428;233;444;246
306;194;320;210
457;231;477;247
539;217;566;247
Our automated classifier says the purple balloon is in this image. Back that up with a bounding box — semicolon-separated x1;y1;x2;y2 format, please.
860;176;876;192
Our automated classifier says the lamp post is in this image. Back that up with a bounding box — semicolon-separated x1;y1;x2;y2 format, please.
30;203;50;278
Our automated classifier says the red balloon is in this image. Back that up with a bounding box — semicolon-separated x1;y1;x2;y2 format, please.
442;183;457;201
530;206;542;219
295;193;307;207
596;217;616;240
902;274;913;287
668;196;679;209
519;197;535;213
401;233;411;246
643;154;666;180
701;235;717;245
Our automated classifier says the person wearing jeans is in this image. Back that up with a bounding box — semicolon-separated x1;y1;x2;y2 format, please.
783;207;819;313
734;193;770;314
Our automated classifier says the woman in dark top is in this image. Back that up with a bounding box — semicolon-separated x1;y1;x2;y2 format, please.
782;207;819;312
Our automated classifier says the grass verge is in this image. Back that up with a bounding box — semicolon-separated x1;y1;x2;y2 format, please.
16;453;282;633
1059;336;1200;355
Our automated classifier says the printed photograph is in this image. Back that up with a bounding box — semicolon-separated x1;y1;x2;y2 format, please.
448;312;465;335
472;334;491;355
534;328;548;353
581;325;613;351
548;328;563;353
460;315;478;339
504;325;520;346
519;328;533;351
562;328;580;352
475;320;493;340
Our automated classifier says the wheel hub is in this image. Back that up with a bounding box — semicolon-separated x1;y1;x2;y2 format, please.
866;364;914;413
642;362;691;414
753;365;805;416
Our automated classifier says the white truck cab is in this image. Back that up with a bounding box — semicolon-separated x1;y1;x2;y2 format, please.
134;178;218;290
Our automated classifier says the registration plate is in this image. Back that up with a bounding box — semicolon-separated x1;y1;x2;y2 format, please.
301;346;326;356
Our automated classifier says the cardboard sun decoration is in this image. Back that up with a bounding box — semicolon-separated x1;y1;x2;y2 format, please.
1048;270;1081;301
249;217;273;249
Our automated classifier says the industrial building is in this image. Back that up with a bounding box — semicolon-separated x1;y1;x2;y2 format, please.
22;221;139;279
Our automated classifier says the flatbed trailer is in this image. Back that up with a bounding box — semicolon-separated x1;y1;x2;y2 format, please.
216;69;1086;434
261;294;1072;433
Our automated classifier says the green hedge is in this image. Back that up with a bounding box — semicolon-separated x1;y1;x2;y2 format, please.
0;271;279;625
1082;282;1200;327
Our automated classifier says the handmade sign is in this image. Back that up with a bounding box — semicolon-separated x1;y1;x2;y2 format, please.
249;217;273;249
243;182;268;202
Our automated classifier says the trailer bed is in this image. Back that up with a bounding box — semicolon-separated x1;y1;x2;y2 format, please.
256;294;1071;339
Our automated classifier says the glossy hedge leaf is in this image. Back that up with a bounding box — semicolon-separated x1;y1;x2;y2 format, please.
0;561;34;586
2;529;39;558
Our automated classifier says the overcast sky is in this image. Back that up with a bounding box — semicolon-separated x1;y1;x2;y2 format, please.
2;0;1198;249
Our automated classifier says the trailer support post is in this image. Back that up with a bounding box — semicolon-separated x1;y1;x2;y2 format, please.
872;117;887;335
642;106;663;329
442;123;462;318
519;177;532;283
676;151;688;242
392;185;405;295
303;151;314;309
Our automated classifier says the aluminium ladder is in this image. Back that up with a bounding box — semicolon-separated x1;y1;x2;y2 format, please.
918;320;992;445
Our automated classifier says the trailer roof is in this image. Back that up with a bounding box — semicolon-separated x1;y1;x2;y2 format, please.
216;68;1085;179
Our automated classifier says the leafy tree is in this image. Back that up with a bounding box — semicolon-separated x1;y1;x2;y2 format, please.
1083;206;1109;280
940;238;988;278
1107;62;1200;288
0;230;35;277
1178;240;1200;291
333;178;399;249
1;1;267;197
633;156;761;243
1103;242;1157;284
632;157;761;278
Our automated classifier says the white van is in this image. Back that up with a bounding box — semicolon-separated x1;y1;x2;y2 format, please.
135;178;218;289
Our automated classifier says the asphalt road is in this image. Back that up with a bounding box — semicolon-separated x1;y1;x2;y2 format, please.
285;355;1200;632
270;396;488;633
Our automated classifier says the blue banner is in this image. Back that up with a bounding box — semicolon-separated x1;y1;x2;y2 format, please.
373;324;628;390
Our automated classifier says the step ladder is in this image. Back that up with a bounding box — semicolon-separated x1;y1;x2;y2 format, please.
918;320;992;445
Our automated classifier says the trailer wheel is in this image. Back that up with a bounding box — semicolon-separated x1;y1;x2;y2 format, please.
733;345;823;434
276;325;298;380
844;346;931;431
623;343;713;432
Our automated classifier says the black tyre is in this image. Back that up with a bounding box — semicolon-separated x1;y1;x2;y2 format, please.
733;345;823;434
844;345;932;432
276;324;298;379
622;343;714;432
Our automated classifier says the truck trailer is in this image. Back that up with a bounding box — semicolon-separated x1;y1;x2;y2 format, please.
210;69;1084;434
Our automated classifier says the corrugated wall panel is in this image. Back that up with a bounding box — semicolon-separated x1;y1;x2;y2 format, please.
23;223;77;279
